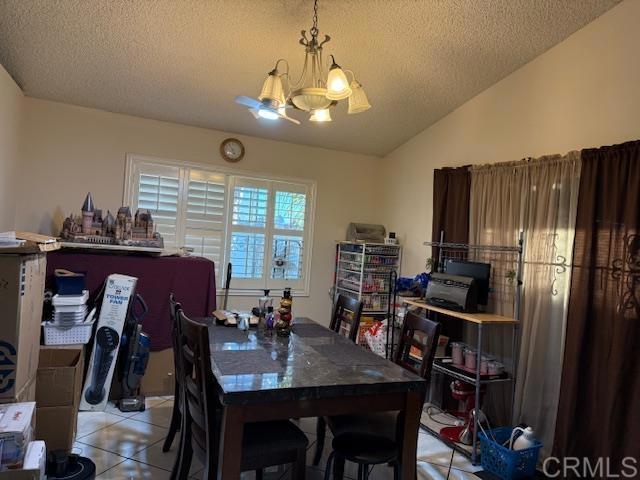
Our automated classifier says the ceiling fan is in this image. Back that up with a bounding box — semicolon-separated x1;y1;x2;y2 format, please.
234;95;301;125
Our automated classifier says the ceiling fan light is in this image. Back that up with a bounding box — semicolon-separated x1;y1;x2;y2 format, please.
258;72;286;107
326;66;352;100
257;108;280;120
309;108;332;122
347;80;371;114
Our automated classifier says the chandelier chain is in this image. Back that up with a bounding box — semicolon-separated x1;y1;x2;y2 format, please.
310;0;319;40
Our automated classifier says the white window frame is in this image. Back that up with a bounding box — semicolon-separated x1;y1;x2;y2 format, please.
123;153;316;297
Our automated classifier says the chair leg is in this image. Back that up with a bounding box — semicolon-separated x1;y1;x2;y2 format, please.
323;452;335;480
292;445;307;480
170;406;185;479
357;464;367;480
255;469;263;480
332;456;345;480
313;417;326;466
393;462;400;480
174;419;193;480
163;382;182;452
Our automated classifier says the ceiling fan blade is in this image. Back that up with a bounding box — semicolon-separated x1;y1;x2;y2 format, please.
234;95;262;109
237;95;301;125
278;113;301;125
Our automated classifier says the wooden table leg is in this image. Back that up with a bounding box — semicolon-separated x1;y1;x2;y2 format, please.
217;404;244;480
399;391;424;479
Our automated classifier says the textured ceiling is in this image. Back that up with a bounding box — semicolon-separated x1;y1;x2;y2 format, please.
0;0;621;156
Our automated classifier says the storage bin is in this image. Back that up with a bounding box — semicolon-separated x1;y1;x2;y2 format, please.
42;318;95;345
54;271;86;296
479;427;542;480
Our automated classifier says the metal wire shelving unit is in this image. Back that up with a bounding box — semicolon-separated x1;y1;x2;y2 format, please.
412;231;524;465
333;242;402;355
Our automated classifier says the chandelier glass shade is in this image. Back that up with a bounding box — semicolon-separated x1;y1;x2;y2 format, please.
238;0;370;124
309;108;332;122
347;80;371;114
258;72;286;108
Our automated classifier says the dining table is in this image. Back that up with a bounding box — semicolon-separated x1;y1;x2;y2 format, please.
203;316;427;479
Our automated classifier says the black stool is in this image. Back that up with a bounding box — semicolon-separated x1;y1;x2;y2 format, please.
324;432;400;480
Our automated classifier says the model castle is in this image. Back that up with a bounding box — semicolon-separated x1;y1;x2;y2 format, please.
60;193;164;248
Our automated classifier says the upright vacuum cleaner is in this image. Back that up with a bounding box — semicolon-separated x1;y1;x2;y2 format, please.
116;293;151;412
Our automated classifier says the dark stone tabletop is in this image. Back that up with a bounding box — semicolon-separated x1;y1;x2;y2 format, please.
198;317;426;405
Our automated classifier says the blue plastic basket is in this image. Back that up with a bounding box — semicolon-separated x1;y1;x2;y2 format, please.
479;427;542;480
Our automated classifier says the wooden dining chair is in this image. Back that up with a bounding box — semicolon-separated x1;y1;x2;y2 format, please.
163;293;182;453
329;294;364;343
173;308;309;480
313;311;441;479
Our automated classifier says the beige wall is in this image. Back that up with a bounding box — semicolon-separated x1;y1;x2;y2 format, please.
381;0;640;276
17;98;384;324
0;65;23;230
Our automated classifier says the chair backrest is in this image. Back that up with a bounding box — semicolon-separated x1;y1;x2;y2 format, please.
329;294;364;343
394;311;441;379
177;309;218;465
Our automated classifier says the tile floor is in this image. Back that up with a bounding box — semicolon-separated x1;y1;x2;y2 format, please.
74;396;483;479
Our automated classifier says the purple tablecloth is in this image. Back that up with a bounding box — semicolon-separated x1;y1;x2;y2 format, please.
46;251;216;351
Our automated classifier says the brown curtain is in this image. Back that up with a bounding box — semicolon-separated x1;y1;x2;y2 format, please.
431;166;470;266
430;166;470;384
554;141;640;473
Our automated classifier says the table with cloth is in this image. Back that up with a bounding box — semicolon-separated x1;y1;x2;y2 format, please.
45;250;217;350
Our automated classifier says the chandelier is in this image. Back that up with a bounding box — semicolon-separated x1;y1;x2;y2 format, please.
234;0;371;124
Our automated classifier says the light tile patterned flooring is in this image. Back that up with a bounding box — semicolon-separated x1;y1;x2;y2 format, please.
74;396;483;479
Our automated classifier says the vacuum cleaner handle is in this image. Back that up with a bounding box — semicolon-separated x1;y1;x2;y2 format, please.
131;293;148;323
223;262;232;310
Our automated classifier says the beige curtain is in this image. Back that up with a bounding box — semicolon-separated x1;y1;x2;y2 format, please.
469;152;581;457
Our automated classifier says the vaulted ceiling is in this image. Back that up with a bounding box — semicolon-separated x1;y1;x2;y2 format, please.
0;0;620;156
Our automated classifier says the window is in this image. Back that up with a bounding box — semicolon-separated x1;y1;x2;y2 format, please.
124;154;315;295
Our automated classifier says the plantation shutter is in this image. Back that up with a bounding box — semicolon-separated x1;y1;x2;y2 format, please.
132;162;181;248
227;176;269;289
126;155;314;295
269;181;309;290
183;169;228;281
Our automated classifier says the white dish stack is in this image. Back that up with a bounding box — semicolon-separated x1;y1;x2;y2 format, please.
42;290;97;345
52;290;89;326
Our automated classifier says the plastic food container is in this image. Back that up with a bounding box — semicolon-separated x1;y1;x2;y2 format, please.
450;342;465;365
480;356;491;375
488;360;504;375
464;347;478;370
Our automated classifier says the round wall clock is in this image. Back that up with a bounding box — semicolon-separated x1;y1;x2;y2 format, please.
220;138;245;163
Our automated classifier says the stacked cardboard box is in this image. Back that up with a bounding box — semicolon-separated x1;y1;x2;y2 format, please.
0;253;46;405
0;402;35;468
0;440;45;479
35;348;84;452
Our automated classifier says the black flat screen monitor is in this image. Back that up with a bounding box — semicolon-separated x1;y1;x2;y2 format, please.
444;260;491;306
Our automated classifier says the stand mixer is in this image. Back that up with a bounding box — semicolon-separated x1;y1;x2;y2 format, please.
440;380;486;445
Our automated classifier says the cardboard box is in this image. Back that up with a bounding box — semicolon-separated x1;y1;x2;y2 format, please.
0;440;46;479
35;406;76;452
0;254;46;401
0;375;36;405
79;274;137;412
34;347;84;452
140;348;175;397
0;402;35;468
36;348;84;407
